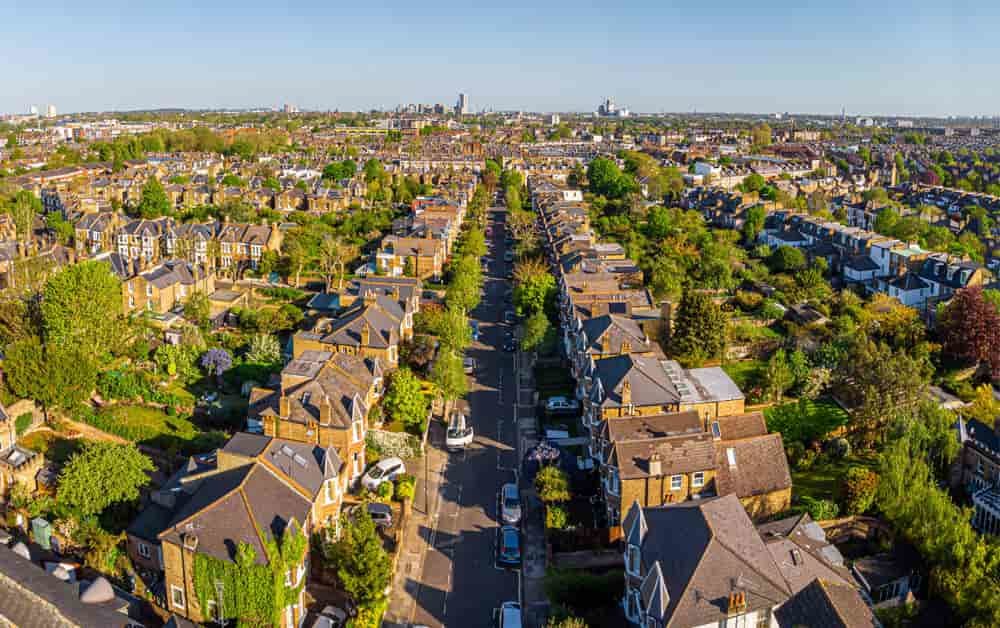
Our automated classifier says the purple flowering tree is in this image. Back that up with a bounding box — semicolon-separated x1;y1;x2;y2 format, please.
200;348;232;385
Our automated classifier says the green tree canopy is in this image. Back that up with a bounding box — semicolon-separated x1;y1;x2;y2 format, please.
587;157;634;199
325;509;393;607
57;441;154;517
42;260;123;357
383;368;428;434
135;177;171;218
669;291;728;366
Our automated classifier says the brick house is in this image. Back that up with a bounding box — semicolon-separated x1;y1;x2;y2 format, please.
621;495;872;627
122;259;215;314
375;235;445;279
248;350;383;485
597;410;791;525
126;433;344;627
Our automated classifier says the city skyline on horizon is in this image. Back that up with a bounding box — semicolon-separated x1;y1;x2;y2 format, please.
3;0;1000;118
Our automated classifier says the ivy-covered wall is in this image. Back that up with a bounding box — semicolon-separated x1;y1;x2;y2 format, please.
192;522;308;627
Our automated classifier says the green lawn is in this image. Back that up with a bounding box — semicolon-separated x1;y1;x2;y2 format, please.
792;454;878;504
722;359;765;391
85;404;226;455
765;397;850;444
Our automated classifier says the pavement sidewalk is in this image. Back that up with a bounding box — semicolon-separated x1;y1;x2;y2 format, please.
384;421;447;627
516;352;550;628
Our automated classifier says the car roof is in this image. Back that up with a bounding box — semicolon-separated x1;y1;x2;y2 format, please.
377;457;403;468
367;502;391;514
503;483;518;497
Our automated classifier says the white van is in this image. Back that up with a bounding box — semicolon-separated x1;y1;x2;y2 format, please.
446;411;474;451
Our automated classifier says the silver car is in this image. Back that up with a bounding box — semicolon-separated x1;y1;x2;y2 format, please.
500;483;521;525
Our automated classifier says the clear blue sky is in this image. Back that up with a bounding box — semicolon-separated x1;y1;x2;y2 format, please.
3;0;998;117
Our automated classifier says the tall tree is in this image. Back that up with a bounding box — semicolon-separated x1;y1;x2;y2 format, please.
834;339;929;450
382;368;428;433
135;177;171;219
513;258;556;317
57;441;154;517
41;261;123;357
324;509;393;607
669;291;728;366
938;286;1000;377
318;235;357;293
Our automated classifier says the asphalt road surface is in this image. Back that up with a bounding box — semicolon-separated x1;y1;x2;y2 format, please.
409;205;521;627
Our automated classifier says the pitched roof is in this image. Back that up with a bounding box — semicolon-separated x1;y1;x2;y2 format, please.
775;579;879;628
158;462;311;565
713;433;792;499
637;495;792;626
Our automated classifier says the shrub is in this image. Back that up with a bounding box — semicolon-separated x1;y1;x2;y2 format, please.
734;290;763;311
375;481;394;502
546;505;568;530
394;474;416;502
535;465;571;503
842;467;879;515
800;496;840;521
796;449;818;471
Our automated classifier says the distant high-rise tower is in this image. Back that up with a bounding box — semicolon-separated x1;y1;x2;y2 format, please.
29;105;38;116
45;104;57;118
456;93;469;115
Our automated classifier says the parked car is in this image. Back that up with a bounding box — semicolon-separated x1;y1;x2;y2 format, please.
503;334;517;353
503;310;516;324
446;412;474;451
499;601;522;628
199;391;219;403
312;606;348;628
361;457;406;490
470;320;480;342
503;250;514;262
545;396;580;414
500;483;521;525
349;502;394;528
463;357;477;374
497;526;522;568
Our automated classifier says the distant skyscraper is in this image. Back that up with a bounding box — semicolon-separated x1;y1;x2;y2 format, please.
456;93;469;115
29;105;38;116
45;104;56;118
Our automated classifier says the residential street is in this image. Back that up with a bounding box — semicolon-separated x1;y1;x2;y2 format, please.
387;205;521;627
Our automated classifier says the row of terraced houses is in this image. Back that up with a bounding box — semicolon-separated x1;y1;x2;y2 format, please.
529;176;882;628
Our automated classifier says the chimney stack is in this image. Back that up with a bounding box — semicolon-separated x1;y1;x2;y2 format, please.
319;395;331;427
361;323;371;346
621;379;632;409
279;394;290;418
648;452;662;477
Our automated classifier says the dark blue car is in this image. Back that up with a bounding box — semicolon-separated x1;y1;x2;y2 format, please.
470;320;480;341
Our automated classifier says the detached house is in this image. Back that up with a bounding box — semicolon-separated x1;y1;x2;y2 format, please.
127;433;342;627
292;290;412;367
248;350;382;485
375;235;445;279
621;495;875;627
123;259;215;314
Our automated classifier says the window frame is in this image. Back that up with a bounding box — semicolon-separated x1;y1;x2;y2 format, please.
670;474;683;491
692;471;705;488
170;584;186;610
